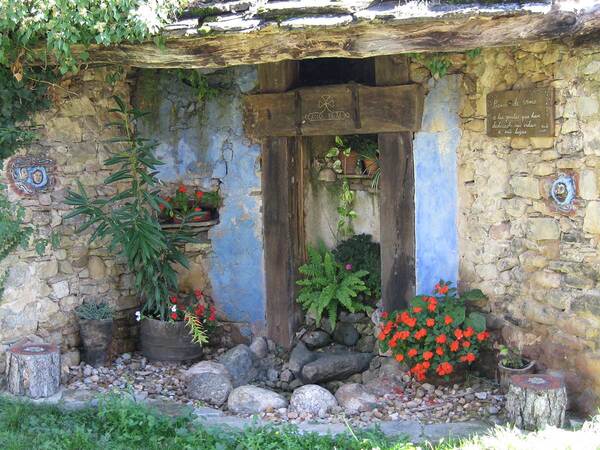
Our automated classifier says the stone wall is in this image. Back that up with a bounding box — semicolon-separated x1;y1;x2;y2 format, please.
0;68;139;379
410;43;600;414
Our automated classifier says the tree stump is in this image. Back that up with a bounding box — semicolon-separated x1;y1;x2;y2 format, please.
506;374;567;430
6;342;60;399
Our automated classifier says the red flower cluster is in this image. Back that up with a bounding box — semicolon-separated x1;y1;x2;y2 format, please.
160;186;217;223
167;290;218;334
378;280;489;382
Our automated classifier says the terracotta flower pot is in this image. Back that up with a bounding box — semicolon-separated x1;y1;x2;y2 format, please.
140;318;203;362
340;151;360;175
363;158;379;177
498;359;536;392
79;318;113;367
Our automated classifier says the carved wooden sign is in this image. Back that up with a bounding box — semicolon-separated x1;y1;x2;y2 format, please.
487;87;555;137
244;83;424;137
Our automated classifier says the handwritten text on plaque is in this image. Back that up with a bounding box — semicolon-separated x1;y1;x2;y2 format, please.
486;88;554;137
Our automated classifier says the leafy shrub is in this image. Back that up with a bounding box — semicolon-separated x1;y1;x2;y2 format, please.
333;233;381;301
378;280;489;381
296;245;372;329
65;97;196;321
75;303;113;321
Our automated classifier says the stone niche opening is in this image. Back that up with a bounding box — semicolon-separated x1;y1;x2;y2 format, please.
297;57;381;247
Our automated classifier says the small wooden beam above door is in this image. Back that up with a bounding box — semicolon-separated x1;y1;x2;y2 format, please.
244;83;423;138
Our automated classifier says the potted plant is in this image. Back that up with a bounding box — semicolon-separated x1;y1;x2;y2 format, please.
497;344;536;391
326;136;360;175
65;96;204;362
75;302;114;367
138;289;216;361
378;280;489;384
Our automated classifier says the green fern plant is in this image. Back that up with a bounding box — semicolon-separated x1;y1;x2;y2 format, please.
296;245;372;329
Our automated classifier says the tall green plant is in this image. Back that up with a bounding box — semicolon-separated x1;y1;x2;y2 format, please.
65;96;195;320
296;245;372;329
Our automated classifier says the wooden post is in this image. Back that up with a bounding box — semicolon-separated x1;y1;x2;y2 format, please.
7;342;60;399
506;374;567;430
259;61;303;349
375;55;416;311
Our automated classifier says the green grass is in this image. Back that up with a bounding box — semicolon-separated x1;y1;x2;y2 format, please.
0;395;417;450
1;394;598;450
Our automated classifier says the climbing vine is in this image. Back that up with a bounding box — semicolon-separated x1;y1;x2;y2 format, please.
0;0;185;163
0;1;186;288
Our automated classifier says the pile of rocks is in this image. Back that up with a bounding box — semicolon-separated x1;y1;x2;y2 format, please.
300;311;376;353
65;336;506;426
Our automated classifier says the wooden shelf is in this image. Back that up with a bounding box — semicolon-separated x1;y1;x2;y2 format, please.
160;219;219;232
338;174;373;180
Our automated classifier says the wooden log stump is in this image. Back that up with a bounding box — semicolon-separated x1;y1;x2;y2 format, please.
506;374;567;430
6;342;60;399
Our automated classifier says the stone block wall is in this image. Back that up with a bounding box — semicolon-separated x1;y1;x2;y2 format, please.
0;68;140;378
408;42;600;414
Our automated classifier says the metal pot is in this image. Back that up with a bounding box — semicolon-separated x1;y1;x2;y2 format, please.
79;318;113;367
498;359;536;392
140;318;203;362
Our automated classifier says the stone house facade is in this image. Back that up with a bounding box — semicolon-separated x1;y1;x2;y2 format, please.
2;5;600;414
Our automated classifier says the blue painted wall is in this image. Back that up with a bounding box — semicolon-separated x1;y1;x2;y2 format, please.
136;68;266;335
414;75;462;293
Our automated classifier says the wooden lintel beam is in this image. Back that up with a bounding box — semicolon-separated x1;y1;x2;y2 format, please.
37;9;600;69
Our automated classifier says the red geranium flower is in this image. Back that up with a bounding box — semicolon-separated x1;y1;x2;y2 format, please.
423;351;434;361
395;354;404;362
464;327;474;338
435;283;449;295
414;328;427;340
178;185;187;193
170;312;178;320
398;330;410;340
408;349;418;358
476;331;489;341
170;296;178;304
454;328;464;340
450;340;460;352
435;334;447;344
195;191;204;200
436;346;444;356
381;311;389;319
462;340;471;348
426;318;435;327
413;307;422;314
436;362;453;376
444;315;453;325
378;332;387;341
422;361;430;369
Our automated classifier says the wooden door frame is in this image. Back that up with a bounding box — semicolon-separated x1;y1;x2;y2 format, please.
259;61;304;349
258;57;417;348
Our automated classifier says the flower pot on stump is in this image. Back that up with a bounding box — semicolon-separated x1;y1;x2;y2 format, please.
498;359;536;393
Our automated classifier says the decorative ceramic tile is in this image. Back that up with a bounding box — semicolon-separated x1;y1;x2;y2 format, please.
7;156;55;195
550;174;576;213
